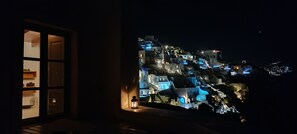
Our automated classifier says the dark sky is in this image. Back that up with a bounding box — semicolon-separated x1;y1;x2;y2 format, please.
133;0;296;66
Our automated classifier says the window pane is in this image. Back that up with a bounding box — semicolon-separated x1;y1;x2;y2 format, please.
22;90;40;119
48;35;64;60
23;60;40;88
48;62;64;87
24;30;40;58
48;89;64;115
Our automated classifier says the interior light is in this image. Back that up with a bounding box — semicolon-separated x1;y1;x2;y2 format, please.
52;98;56;103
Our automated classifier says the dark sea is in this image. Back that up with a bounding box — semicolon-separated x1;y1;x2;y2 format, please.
242;68;297;133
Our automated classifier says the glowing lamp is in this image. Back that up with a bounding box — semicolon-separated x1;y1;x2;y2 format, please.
131;96;138;109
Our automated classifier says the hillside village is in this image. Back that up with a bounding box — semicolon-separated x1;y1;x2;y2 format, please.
138;35;293;117
138;36;254;116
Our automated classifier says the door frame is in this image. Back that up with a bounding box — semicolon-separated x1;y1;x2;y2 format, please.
21;20;73;125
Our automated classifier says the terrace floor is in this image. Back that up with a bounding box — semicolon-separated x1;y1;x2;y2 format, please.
22;106;267;134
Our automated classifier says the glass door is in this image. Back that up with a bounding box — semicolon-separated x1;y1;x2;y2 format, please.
47;34;65;115
22;30;41;119
22;27;67;121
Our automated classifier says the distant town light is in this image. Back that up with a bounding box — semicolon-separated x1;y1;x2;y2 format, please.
179;97;185;104
213;50;220;53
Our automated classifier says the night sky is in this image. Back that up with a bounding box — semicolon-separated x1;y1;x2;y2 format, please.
134;0;296;66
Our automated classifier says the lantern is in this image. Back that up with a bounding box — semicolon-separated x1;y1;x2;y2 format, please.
131;96;138;109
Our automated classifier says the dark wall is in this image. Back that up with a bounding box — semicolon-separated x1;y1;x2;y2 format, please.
1;2;23;133
76;0;122;121
121;0;139;101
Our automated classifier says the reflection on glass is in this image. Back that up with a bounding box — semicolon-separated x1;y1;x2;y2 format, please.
24;30;40;58
47;89;64;115
48;35;64;60
48;62;64;87
22;90;40;119
23;60;40;88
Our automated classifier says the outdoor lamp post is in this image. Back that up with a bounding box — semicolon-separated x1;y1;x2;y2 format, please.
131;96;138;109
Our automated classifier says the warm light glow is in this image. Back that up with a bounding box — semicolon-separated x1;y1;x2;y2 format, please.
52;98;56;103
131;96;138;109
122;84;138;109
121;87;129;109
131;101;138;109
212;50;220;53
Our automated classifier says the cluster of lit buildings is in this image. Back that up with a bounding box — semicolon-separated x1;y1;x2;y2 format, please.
263;61;292;76
138;36;252;114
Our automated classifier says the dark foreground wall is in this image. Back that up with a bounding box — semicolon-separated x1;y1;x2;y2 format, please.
76;0;121;121
1;4;22;133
